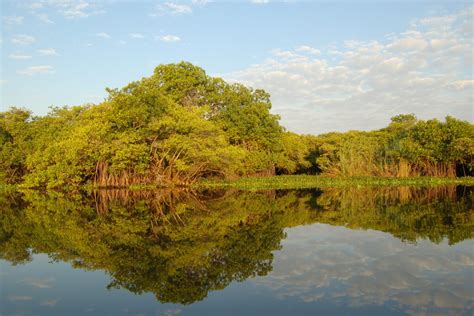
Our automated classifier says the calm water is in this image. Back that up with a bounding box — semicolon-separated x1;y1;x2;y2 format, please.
1;186;473;315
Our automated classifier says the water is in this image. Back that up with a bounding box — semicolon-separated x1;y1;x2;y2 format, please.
1;186;473;315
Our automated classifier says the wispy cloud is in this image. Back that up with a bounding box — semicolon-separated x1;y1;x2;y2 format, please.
228;6;474;134
192;0;212;5
449;80;474;90
54;1;104;19
130;33;145;39
11;34;36;45
37;13;54;24
3;15;24;26
62;2;94;18
159;35;181;42
38;48;59;56
151;0;211;17
251;0;270;4
27;2;44;10
17;65;55;76
25;1;105;19
295;45;321;56
152;2;192;16
96;32;111;39
9;54;32;60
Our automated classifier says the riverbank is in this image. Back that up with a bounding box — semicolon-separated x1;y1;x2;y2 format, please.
195;175;474;190
2;175;473;192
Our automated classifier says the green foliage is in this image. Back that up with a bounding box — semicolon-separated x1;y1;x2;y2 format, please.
310;115;474;177
1;62;472;188
0;108;36;183
274;132;313;174
1;62;284;188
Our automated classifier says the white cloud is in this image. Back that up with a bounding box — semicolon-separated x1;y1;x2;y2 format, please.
153;2;192;16
3;16;24;26
9;54;32;60
251;0;269;4
37;13;54;24
192;0;212;5
271;49;300;59
96;32;111;39
449;80;474;90
62;2;92;18
151;0;210;16
389;37;429;51
27;1;105;19
54;0;105;19
227;6;474;134
11;34;36;45
418;15;456;28
17;65;55;76
38;48;59;56
295;45;321;56
130;33;145;39
27;2;44;10
159;35;181;42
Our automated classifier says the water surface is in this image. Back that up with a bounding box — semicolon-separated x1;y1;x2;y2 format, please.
1;186;473;315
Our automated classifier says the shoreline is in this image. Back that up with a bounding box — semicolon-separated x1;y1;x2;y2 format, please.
2;175;474;192
195;175;474;190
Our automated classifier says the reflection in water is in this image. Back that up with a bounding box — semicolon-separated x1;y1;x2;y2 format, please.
258;224;473;316
0;186;473;315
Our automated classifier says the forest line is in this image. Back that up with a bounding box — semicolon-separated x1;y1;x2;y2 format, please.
1;62;473;188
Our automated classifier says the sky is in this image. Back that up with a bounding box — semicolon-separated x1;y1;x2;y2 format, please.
1;0;473;134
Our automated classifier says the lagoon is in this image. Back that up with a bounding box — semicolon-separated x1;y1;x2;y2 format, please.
1;186;473;315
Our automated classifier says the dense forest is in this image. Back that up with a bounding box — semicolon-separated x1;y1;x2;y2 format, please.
1;62;473;188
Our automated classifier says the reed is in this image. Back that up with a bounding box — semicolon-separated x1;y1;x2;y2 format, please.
196;175;474;190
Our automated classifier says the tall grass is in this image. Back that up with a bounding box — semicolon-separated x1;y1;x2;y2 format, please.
195;175;474;190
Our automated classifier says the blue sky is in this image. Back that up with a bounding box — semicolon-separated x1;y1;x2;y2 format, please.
1;1;473;134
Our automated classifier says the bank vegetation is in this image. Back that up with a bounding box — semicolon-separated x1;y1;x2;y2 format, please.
1;62;473;188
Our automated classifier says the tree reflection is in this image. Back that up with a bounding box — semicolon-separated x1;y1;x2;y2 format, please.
0;186;472;304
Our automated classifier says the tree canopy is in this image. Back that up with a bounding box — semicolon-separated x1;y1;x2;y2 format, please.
1;62;472;188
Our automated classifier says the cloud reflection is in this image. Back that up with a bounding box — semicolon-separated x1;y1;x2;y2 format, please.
8;295;33;301
40;298;61;306
20;277;55;289
254;224;474;315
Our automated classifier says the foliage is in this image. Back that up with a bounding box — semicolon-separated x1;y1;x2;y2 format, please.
0;63;283;188
311;115;474;177
1;62;472;188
